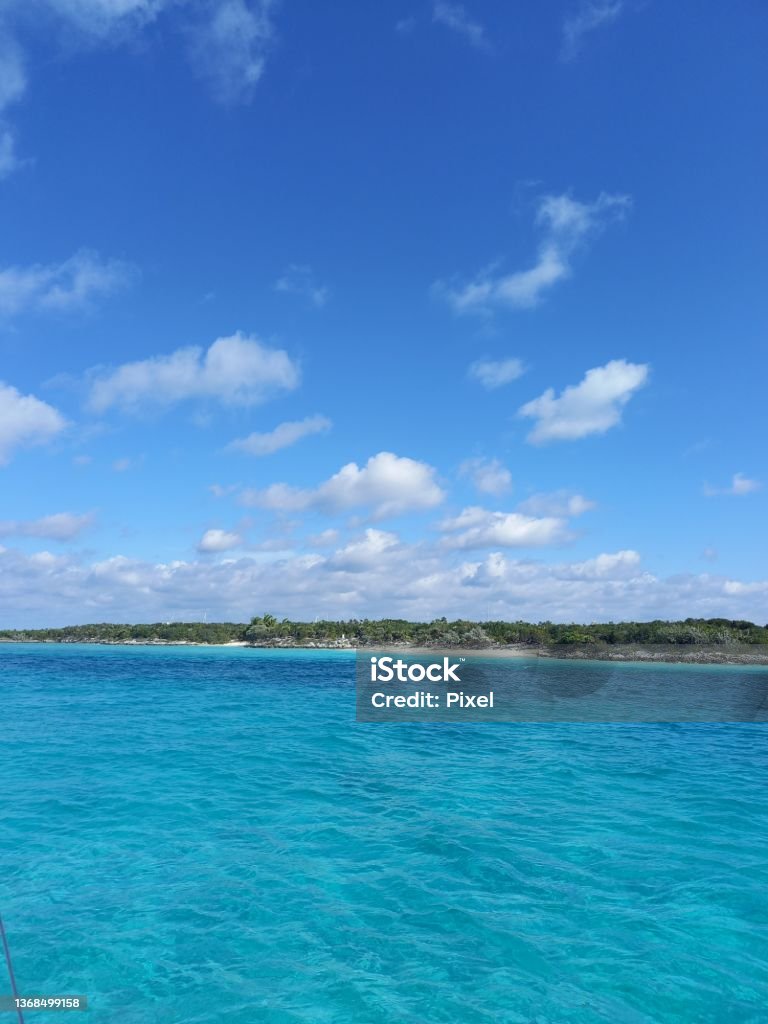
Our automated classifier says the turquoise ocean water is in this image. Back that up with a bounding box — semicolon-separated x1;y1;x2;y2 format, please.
1;644;767;1023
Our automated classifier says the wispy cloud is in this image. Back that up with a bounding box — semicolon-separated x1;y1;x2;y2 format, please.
562;1;625;61
0;382;67;465
432;2;490;51
242;451;445;520
0;33;26;179
0;250;135;317
0;0;279;180
274;264;330;307
459;457;512;497
517;491;596;517
88;332;299;414
228;415;331;456
0;512;94;541
518;359;648;443
436;192;631;314
112;456;142;473
188;0;278;104
704;473;762;497
468;357;526;389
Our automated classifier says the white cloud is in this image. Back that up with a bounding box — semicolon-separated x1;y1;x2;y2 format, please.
228;415;331;456
0;34;25;178
0;34;26;112
197;528;243;553
210;482;240;498
517;491;596;517
0;250;135;316
704;473;762;497
188;0;277;104
519;359;648;443
0;382;67;465
459;457;512;496
468;357;526;389
565;549;640;578
437;192;631;314
433;2;490;51
562;2;625;61
242;451;445;520
0;128;22;179
329;529;400;571
395;16;417;34
307;528;339;547
0;1;278;182
112;456;142;472
274;264;329;307
12;0;276;96
6;541;766;627
0;512;94;541
38;0;166;39
440;506;573;549
88;332;299;413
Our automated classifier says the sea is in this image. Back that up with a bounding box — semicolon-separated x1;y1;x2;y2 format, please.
1;643;767;1023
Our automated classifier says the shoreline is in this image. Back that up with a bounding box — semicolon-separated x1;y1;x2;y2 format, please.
2;638;767;665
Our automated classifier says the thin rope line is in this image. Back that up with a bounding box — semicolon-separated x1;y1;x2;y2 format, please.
0;913;24;1024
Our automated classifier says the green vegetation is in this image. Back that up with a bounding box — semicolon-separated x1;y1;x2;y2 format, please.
1;616;767;646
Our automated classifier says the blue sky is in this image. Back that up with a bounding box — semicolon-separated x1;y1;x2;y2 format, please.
0;0;766;626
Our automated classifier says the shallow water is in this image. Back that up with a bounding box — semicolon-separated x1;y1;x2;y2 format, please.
1;644;767;1023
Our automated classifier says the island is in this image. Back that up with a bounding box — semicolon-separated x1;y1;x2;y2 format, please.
2;616;768;663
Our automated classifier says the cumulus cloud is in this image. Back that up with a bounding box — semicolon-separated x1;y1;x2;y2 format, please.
432;2;490;50
4;540;766;627
228;415;331;456
439;506;573;549
242;451;445;520
519;359;648;443
197;528;243;553
88;332;299;414
468;357;526;389
517;491;596;517
328;529;400;571
274;265;329;308
565;549;641;578
459;457;512;496
704;473;762;497
0;382;67;465
0;250;135;317
437;192;631;314
562;2;625;61
0;512;94;541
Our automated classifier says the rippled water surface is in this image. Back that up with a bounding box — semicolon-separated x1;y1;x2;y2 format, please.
1;644;767;1023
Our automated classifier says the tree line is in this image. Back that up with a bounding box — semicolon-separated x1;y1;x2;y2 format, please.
1;616;767;646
